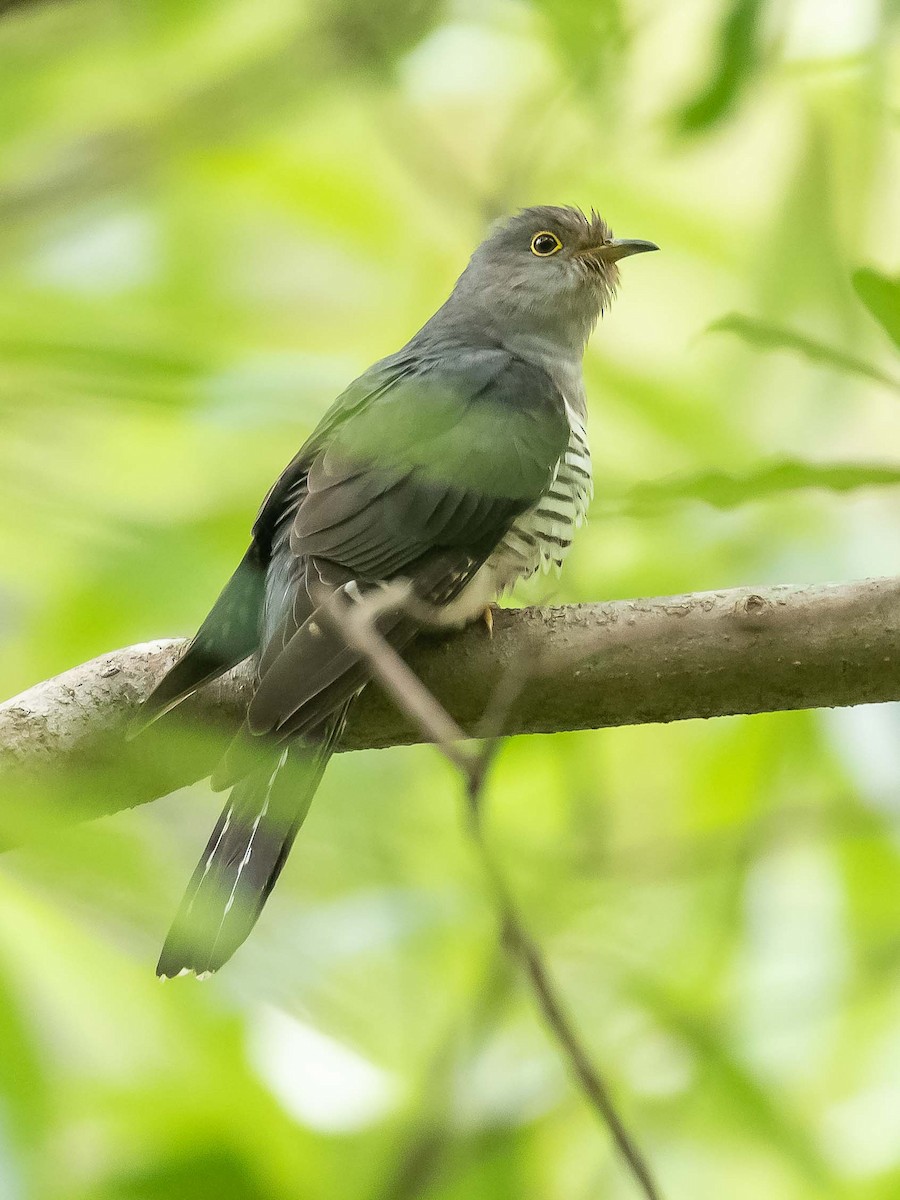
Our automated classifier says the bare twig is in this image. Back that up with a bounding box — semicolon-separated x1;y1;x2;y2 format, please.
463;766;662;1199
320;585;662;1199
313;582;478;776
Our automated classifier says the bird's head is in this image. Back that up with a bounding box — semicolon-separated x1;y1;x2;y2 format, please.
454;205;658;355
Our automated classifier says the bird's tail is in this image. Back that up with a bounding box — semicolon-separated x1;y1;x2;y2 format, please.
157;734;338;979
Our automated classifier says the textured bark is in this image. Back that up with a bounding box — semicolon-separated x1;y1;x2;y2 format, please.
0;578;897;840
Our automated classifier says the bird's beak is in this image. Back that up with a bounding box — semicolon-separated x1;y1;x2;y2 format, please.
584;238;659;263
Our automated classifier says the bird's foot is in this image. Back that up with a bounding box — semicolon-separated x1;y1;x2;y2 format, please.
483;605;494;637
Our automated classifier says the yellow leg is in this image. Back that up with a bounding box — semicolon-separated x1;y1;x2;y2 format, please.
483;605;494;637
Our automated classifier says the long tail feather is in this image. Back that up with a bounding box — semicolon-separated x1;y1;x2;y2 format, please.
157;712;345;978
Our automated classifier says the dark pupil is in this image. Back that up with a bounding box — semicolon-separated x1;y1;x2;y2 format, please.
534;234;557;254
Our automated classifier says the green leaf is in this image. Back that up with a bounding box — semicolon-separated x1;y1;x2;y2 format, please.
674;0;765;133
608;459;900;516
707;313;900;392
853;268;900;349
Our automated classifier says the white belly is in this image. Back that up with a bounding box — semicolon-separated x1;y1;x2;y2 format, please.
425;401;592;630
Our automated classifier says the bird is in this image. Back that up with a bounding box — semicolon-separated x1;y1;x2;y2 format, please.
135;205;658;978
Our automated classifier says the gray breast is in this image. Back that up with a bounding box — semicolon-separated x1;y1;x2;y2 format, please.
489;400;593;585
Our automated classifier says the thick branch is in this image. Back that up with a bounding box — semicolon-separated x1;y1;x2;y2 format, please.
0;578;897;838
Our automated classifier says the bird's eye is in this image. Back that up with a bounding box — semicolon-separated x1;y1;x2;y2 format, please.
530;231;563;257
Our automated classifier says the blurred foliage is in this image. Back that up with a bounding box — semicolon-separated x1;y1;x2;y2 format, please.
608;459;900;517
0;0;899;1198
707;313;900;392
673;0;765;133
853;268;900;349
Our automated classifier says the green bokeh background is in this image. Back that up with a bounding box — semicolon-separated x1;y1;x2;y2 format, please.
1;1;899;1197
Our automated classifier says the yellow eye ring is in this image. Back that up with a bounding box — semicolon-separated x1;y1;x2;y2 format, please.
530;231;563;257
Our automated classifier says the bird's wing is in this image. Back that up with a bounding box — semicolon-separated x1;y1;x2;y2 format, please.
130;541;268;733
132;363;411;732
237;347;570;751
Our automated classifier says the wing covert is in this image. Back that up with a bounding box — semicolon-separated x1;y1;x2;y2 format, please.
290;349;570;581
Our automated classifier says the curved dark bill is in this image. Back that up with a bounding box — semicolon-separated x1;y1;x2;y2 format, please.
596;238;659;262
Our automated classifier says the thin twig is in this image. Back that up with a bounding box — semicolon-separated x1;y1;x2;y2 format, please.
463;764;662;1200
318;584;662;1200
313;582;477;776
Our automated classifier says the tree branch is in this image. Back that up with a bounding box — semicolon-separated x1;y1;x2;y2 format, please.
0;578;897;840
